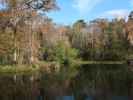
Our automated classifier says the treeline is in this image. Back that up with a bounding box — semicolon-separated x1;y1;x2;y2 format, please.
0;0;133;65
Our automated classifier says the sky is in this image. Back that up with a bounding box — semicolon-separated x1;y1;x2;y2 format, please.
0;0;133;25
46;0;133;25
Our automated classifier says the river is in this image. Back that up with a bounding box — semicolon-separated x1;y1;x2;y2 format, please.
0;64;132;100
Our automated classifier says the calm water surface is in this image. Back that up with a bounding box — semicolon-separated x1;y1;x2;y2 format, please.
0;64;132;100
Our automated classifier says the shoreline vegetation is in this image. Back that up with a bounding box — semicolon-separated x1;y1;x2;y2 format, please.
0;60;126;74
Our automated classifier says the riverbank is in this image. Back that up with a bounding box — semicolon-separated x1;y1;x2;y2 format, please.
0;60;127;74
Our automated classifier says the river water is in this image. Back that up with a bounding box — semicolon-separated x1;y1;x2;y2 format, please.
0;64;132;100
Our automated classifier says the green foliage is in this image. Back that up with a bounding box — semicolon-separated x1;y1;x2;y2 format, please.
103;22;127;60
43;41;79;65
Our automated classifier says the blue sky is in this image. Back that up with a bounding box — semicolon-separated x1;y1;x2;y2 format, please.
47;0;133;25
0;0;132;25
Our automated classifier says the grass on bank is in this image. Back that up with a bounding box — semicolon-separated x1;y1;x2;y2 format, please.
0;64;39;75
0;59;128;75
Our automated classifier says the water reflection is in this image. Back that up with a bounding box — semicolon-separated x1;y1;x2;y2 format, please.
85;96;94;100
56;96;74;100
0;64;132;100
56;96;129;100
111;96;129;100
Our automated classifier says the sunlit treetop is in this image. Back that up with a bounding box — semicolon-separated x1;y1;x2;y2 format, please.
129;11;133;20
0;0;59;18
1;0;59;12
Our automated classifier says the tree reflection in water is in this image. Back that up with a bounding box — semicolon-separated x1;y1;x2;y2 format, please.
0;64;132;100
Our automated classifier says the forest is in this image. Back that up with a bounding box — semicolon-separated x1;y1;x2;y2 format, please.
0;0;133;100
0;0;133;65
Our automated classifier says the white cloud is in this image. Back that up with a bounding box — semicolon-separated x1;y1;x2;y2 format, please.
100;0;133;20
73;0;104;15
101;9;130;19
